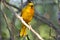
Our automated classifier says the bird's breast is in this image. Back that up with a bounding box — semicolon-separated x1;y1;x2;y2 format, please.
22;8;34;22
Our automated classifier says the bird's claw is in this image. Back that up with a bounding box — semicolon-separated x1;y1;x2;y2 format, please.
29;25;31;30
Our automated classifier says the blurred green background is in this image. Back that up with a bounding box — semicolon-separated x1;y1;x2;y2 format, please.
0;0;60;40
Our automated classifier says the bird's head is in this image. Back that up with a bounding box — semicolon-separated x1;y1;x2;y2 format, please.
27;2;34;8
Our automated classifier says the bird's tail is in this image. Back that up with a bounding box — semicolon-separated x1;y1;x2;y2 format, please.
20;24;27;37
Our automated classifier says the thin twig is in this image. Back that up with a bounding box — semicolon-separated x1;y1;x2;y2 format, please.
26;35;30;40
21;0;23;9
4;2;44;40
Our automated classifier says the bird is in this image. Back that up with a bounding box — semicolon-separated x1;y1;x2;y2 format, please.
20;0;34;37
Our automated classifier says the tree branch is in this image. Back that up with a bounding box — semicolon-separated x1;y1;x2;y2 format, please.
1;10;15;40
34;10;60;34
4;2;44;40
1;1;15;40
4;0;57;11
5;0;20;11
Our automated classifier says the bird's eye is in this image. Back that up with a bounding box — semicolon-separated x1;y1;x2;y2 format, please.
31;5;33;8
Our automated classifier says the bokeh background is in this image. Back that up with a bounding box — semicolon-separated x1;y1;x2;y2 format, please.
0;0;60;40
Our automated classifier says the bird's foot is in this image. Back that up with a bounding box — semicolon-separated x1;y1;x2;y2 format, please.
29;24;32;30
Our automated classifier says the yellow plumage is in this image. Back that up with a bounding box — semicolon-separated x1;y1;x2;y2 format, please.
20;2;34;37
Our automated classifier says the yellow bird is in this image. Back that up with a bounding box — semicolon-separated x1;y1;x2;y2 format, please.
20;0;34;37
